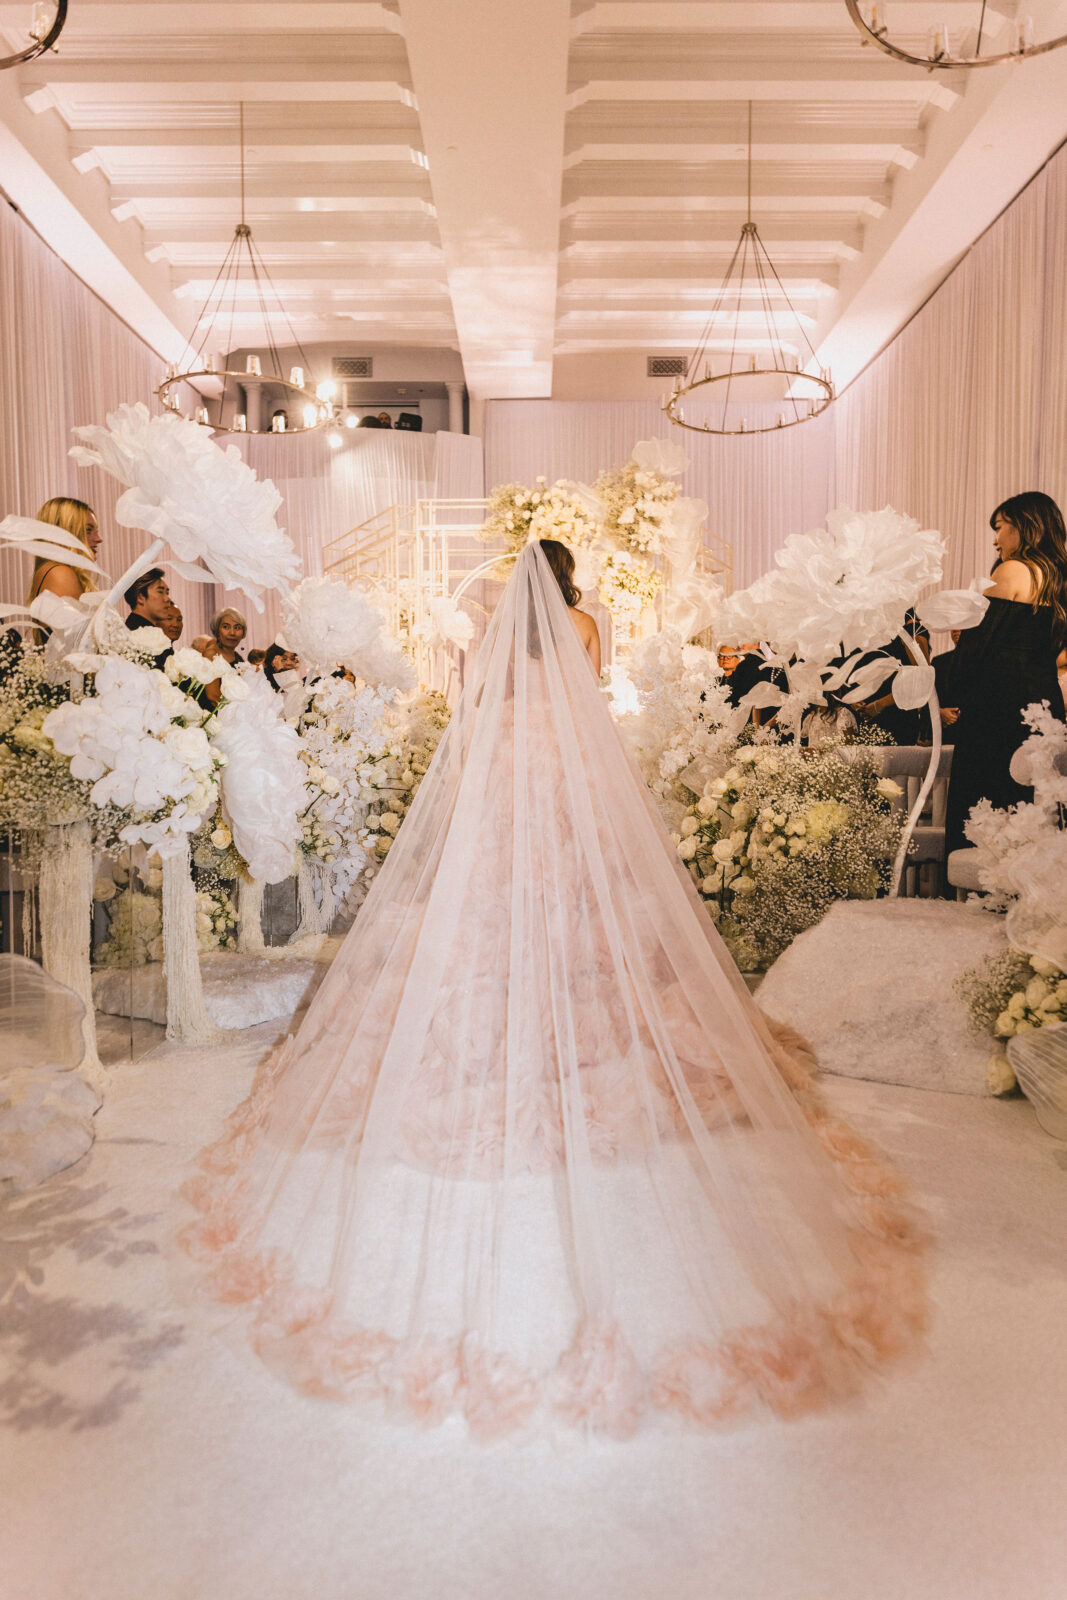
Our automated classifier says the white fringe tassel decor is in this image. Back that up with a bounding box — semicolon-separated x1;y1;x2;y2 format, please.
163;838;223;1044
39;819;102;1084
237;873;266;953
291;852;326;943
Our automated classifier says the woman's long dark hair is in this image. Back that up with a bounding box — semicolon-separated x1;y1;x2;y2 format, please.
538;539;581;608
991;491;1067;649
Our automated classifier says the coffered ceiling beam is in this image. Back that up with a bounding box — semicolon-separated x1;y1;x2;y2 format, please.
399;0;571;402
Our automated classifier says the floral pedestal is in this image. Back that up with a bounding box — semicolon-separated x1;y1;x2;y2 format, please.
162;838;223;1044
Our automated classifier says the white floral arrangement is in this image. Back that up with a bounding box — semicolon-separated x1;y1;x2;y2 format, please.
672;739;905;971
953;701;1067;1095
43;655;225;855
296;675;394;901
357;691;451;887
608;629;736;826
194;882;238;952
279;576;384;679
956;950;1066;1096
594;456;680;559
481;477;600;556
597;550;663;628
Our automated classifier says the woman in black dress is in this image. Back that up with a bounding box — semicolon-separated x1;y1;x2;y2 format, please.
944;491;1067;859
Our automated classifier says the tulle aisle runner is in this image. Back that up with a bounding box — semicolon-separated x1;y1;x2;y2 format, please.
179;544;927;1439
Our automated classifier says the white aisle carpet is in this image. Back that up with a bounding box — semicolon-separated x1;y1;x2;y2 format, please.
2;1011;1066;1600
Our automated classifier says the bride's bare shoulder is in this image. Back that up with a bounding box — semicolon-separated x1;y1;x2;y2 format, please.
570;607;597;636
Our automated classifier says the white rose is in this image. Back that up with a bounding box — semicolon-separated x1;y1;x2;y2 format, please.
219;671;251;703
696;796;715;816
210;826;232;850
1007;992;1028;1019
994;1010;1016;1037
986;1052;1018;1096
321;774;341;796
875;777;904;800
677;837;698;861
700;875;718;895
1029;956;1062;979
308;765;327;785
711;839;735;864
679;815;699;838
167;647;218;685
1024;976;1050;1008
380;812;401;836
195;912;213;935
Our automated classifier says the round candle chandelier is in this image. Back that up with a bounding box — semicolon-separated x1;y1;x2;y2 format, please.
1;0;67;70
155;105;332;436
845;1;1067;68
664;104;833;437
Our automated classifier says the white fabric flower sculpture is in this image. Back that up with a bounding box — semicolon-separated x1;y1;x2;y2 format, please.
720;507;945;663
211;676;305;883
69;402;301;609
280;576;384;677
414;594;475;652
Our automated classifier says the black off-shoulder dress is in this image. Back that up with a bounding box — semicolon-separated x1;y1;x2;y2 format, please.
944;597;1065;858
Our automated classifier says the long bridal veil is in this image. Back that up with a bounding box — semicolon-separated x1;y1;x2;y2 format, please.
181;543;925;1437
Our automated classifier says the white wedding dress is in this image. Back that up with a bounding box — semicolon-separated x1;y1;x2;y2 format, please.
180;544;925;1438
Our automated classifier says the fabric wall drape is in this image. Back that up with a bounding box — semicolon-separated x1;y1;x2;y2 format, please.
482;399;835;590
0;198;212;633
228;428;484;645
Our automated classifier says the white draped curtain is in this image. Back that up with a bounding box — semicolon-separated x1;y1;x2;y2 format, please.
0;197;212;633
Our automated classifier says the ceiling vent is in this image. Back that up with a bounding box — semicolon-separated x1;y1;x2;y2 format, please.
333;355;374;378
647;356;688;378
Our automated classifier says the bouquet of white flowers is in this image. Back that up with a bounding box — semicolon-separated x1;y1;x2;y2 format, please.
594;456;680;559
481;478;600;556
597;550;662;630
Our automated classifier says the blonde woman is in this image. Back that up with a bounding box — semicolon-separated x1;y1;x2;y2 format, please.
26;497;101;604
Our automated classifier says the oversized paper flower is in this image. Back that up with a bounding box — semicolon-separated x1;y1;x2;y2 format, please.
414;595;475;652
719;507;945;663
351;629;416;695
210;677;305;883
631;438;688;478
69;402;301;609
279;576;383;675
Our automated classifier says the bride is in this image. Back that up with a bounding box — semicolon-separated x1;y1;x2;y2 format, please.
180;540;925;1438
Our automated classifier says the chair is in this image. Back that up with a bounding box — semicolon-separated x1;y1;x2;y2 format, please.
872;745;954;897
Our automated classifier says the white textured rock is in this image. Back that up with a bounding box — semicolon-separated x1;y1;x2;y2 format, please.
93;940;341;1031
757;899;1009;1095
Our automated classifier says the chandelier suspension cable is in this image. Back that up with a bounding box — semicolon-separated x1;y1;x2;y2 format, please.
664;100;833;436
158;100;331;434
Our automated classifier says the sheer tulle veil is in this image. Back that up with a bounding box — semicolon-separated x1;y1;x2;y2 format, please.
180;542;926;1437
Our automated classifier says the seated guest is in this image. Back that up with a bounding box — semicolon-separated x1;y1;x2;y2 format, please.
124;568;174;666
718;643;765;710
210;607;247;665
246;649;266;670
263;642;308;716
853;608;931;743
358;414;385;429
161;605;183;645
377;412;393;428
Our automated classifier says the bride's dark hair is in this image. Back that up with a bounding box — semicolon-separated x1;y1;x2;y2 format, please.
538;539;581;608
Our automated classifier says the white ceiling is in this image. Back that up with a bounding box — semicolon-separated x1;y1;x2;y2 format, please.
1;0;1066;398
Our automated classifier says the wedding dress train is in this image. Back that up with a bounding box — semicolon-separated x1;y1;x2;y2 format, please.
180;543;925;1438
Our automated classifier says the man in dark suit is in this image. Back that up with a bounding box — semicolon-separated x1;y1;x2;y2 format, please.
124;567;173;667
